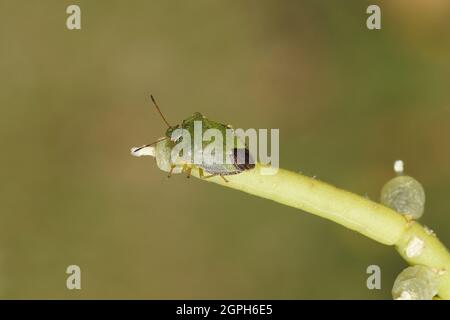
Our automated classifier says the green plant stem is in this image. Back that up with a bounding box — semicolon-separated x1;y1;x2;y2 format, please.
158;159;450;298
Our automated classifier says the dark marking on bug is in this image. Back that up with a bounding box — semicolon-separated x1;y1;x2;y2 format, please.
232;148;255;171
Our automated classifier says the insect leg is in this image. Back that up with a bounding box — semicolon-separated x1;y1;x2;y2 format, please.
181;164;192;179
198;168;215;179
199;168;214;179
185;167;192;179
201;173;216;179
198;171;229;183
167;165;176;178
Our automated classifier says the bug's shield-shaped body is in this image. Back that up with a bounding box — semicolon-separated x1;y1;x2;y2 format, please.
160;112;255;176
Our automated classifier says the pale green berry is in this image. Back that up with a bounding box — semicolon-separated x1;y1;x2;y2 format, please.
380;175;425;219
392;265;439;300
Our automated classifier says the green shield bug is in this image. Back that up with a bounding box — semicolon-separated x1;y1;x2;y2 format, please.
132;95;255;182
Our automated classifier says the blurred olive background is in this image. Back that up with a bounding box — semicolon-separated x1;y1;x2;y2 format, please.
0;0;449;299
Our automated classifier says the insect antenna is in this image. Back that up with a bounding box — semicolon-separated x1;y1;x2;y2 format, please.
133;137;168;153
150;94;171;128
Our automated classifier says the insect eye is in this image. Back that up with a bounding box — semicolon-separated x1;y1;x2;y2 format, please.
171;133;183;143
167;125;182;142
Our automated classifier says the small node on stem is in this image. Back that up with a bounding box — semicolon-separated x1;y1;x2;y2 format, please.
405;236;424;258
